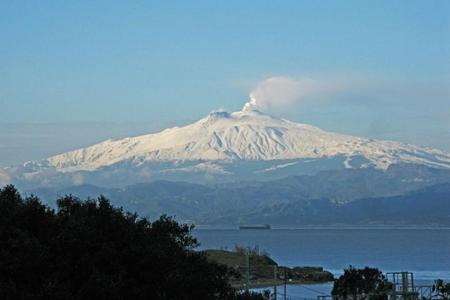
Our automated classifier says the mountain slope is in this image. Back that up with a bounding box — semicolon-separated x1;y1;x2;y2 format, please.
47;108;450;171
2;107;450;188
237;182;450;226
28;181;450;226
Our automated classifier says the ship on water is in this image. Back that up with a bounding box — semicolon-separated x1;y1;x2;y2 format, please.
238;224;271;230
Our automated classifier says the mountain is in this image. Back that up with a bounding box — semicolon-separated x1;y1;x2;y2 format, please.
2;106;450;189
30;108;450;170
28;181;450;226
234;182;450;226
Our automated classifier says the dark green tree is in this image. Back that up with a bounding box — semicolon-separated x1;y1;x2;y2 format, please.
332;266;392;300
0;185;267;300
433;279;450;300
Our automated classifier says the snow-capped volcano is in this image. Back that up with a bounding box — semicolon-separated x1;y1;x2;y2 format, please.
47;107;449;172
2;106;450;188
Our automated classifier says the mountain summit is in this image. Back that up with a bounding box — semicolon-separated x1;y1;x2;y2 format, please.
47;108;450;171
2;107;450;188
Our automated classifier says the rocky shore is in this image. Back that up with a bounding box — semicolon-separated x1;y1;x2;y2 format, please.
205;249;334;289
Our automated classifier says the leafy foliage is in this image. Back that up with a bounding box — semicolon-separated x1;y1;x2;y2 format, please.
433;279;450;299
332;266;392;300
0;185;267;300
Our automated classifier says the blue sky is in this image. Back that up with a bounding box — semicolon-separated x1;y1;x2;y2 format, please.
0;1;449;165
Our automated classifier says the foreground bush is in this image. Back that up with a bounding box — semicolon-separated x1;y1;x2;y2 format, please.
332;266;392;300
0;185;266;300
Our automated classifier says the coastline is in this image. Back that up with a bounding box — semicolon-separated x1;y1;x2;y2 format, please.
232;279;333;290
194;225;450;230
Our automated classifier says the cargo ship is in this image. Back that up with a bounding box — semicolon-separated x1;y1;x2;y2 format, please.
238;224;271;230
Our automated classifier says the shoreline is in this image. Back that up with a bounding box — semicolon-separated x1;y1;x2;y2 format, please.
194;226;450;230
232;279;333;290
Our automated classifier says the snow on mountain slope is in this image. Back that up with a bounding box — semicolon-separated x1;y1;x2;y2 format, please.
45;107;450;172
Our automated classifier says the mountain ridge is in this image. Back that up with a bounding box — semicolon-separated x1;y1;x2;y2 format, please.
27;180;450;226
46;108;450;171
2;107;450;188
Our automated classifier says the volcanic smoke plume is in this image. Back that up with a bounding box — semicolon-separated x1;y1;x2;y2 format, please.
243;76;318;111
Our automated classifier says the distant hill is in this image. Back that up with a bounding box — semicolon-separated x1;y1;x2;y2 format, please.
28;178;450;226
228;183;450;226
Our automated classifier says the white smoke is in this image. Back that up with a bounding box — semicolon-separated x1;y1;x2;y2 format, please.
243;76;318;111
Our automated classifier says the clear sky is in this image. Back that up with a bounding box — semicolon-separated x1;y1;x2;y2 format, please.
0;1;449;165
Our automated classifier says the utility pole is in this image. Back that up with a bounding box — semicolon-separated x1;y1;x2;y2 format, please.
245;248;250;291
402;272;408;300
283;269;287;300
273;265;277;300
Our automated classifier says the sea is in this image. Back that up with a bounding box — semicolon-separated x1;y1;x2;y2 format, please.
194;228;450;299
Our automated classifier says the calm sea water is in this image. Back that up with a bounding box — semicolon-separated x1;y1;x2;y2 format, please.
194;229;450;298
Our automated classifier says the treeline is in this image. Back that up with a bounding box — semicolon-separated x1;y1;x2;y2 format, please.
0;185;266;300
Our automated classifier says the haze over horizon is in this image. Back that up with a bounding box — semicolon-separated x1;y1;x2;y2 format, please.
1;1;449;166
